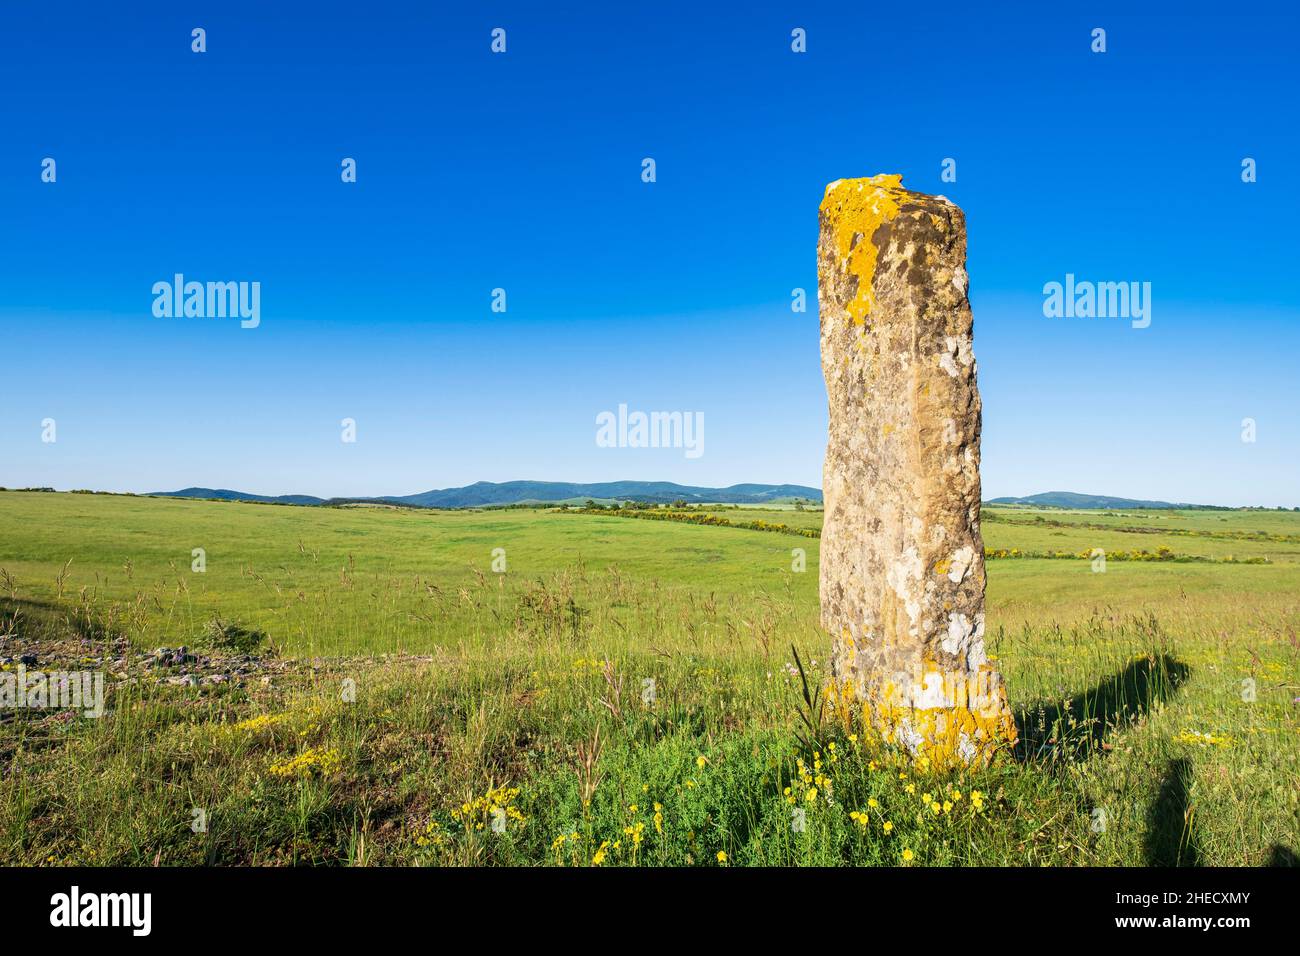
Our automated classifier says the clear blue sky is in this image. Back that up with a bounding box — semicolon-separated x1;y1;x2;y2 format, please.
2;2;1296;506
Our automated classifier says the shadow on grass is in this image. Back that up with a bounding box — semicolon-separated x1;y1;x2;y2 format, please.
1268;845;1299;867
0;594;64;622
1014;653;1190;762
1144;757;1200;866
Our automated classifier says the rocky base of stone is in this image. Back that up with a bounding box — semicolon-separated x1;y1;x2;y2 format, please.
828;663;1017;770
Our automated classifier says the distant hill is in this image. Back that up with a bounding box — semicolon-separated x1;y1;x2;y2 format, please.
986;491;1196;510
150;481;822;509
150;487;326;506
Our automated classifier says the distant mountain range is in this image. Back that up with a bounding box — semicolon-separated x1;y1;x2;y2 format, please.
986;491;1194;509
149;481;823;508
146;485;1214;511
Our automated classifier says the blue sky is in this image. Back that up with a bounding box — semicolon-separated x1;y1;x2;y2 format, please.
2;2;1296;506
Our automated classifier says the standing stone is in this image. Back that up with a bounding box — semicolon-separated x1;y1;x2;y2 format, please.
817;174;1015;768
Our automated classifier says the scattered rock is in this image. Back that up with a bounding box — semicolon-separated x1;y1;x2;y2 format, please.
149;646;200;668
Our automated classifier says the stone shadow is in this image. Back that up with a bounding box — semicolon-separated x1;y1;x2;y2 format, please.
1014;653;1190;762
1268;845;1299;867
1144;757;1201;866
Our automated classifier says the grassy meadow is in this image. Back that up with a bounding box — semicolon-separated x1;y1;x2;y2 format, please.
0;490;1296;866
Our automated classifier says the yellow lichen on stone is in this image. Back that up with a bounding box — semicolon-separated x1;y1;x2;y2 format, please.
820;174;909;325
826;677;858;728
845;661;1018;771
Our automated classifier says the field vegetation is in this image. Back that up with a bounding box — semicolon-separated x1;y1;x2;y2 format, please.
0;491;1295;866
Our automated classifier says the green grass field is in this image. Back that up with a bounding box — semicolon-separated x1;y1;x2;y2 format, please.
1;490;1296;866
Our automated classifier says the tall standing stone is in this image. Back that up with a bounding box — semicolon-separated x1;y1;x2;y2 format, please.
817;174;1015;768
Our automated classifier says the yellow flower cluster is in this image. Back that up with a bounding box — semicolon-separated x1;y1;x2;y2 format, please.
920;788;964;817
785;754;833;805
847;796;889;832
848;797;884;829
231;713;288;734
550;830;581;855
451;785;526;831
268;746;343;779
624;820;646;848
414;820;445;848
550;799;667;867
1172;730;1235;747
234;704;328;740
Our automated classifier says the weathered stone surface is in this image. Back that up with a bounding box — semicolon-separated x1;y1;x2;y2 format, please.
817;174;1015;767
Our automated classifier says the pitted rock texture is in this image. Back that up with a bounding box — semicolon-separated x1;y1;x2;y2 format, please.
817;174;1015;767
